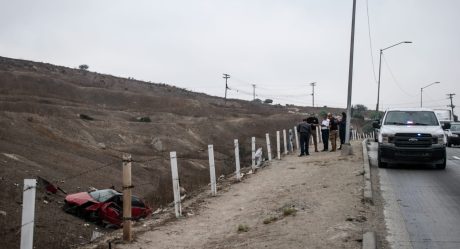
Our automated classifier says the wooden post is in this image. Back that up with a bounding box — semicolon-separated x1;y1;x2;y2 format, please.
266;133;272;161
208;145;217;196
251;137;256;170
294;126;299;151
283;129;288;155
20;179;36;249
170;152;182;218
276;131;281;160
122;154;133;242
234;139;241;181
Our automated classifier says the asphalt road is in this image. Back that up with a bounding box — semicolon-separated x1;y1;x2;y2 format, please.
368;142;460;249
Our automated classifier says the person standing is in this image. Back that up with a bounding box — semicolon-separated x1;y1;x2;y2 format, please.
338;112;347;150
320;114;330;151
297;118;311;156
307;115;319;152
328;113;338;152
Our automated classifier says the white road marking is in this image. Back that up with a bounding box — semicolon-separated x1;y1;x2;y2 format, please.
453;156;460;160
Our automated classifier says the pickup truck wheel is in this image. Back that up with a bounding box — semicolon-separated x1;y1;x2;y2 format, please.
436;149;447;170
377;149;387;168
436;160;446;170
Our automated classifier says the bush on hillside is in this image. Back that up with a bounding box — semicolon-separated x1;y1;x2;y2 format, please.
79;114;94;121
136;116;151;122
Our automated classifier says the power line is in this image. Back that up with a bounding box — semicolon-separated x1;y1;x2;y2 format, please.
365;0;378;84
382;55;416;97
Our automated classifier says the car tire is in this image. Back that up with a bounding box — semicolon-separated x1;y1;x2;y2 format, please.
447;142;452;147
62;201;75;214
435;149;447;170
377;148;387;168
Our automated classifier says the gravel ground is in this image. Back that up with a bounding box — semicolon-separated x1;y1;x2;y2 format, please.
90;142;370;249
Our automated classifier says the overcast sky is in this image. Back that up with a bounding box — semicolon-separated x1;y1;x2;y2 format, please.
1;0;459;112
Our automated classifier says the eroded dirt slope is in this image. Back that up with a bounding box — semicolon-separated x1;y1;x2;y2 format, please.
0;57;301;249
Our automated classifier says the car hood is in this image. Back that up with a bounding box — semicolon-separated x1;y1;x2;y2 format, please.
65;192;95;205
380;125;444;136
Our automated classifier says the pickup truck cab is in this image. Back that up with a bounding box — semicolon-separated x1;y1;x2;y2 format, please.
373;108;450;169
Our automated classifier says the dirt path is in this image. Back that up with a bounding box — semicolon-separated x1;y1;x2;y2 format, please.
112;142;367;249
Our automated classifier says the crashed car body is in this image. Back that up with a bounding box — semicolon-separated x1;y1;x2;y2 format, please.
64;189;152;227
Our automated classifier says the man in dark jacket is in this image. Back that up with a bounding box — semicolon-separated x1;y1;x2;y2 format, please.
328;113;338;152
338;112;347;150
297;118;311;156
307;115;319;152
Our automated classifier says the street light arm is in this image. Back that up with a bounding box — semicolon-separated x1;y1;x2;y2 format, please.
422;81;440;90
382;41;412;51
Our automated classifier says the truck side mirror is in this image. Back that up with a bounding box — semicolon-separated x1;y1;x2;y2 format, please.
442;122;451;130
372;120;380;129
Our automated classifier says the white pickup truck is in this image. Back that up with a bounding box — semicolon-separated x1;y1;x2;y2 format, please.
373;108;451;169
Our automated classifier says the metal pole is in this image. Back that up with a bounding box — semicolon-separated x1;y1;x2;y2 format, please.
420;88;423;107
310;82;316;107
344;0;356;146
376;49;383;112
223;74;230;103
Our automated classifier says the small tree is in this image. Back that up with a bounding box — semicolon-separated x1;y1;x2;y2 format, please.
319;110;328;118
79;64;89;70
264;99;273;104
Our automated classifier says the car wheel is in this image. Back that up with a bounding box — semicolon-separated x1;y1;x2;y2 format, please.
87;211;100;222
377;148;387;168
62;201;75;214
447;142;452;147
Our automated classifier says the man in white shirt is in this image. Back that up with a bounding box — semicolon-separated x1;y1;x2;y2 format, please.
320;115;330;152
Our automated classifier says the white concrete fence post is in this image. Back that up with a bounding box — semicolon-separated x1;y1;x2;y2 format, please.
234;139;241;181
208;145;217;196
289;129;294;152
266;133;272;161
316;128;320;143
170;152;182;218
294;126;299;151
283;129;288;155
20;179;36;249
276;131;281;160
251;137;256;170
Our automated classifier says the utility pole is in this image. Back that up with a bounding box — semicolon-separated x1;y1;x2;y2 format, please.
310;82;316;107
447;93;456;118
223;73;230;103
343;0;356;154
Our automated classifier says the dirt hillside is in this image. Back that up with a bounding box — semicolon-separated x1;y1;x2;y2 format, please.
0;56;309;249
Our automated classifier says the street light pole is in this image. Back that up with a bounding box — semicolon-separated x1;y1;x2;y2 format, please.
420;81;440;107
310;82;316;107
375;41;412;112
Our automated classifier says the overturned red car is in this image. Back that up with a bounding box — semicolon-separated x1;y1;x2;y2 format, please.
63;189;152;227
